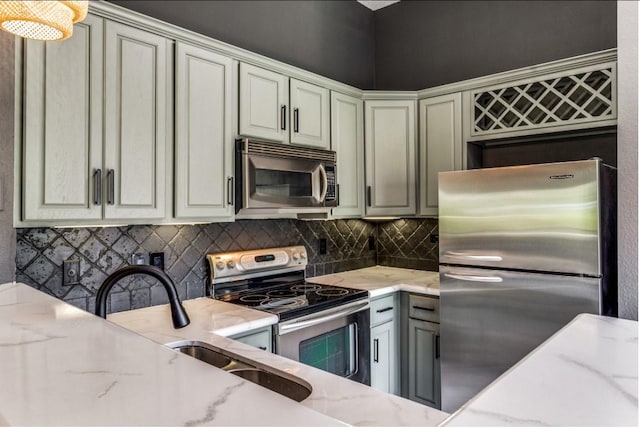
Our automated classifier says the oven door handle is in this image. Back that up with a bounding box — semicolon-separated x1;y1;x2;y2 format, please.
278;300;370;335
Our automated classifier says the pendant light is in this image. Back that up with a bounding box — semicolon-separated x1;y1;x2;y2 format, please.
0;1;88;41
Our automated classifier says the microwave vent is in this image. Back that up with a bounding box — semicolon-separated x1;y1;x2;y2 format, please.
244;139;336;163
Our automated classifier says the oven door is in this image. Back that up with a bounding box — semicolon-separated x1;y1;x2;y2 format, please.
276;300;370;385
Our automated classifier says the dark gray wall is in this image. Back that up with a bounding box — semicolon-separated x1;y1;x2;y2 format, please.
109;0;375;89
0;31;15;284
375;0;617;90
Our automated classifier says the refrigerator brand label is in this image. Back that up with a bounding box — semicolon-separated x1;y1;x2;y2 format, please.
549;174;574;180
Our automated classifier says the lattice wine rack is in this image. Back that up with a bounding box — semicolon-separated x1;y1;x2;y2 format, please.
472;64;616;136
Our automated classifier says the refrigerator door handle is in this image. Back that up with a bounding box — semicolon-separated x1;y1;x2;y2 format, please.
444;251;503;262
443;273;503;283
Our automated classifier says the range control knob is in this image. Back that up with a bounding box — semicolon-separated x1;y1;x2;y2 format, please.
215;261;225;271
226;260;236;269
300;252;306;260
292;252;300;261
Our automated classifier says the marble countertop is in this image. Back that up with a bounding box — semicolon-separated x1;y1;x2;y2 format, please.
0;282;343;426
308;266;440;297
109;296;449;427
442;313;638;427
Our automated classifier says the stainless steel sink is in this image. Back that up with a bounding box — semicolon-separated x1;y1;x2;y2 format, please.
227;368;312;402
167;341;312;402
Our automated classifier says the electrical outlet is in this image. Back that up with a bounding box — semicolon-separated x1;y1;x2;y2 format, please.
150;252;165;270
131;253;147;265
63;259;80;286
430;234;439;244
318;238;327;255
368;235;375;251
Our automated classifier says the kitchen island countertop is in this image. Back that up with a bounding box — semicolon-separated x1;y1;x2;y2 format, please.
443;313;638;426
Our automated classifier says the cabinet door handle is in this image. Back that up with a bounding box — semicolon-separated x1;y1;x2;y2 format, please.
373;338;379;363
258;346;267;351
227;176;234;205
93;169;102;206
335;183;340;206
376;307;393;313
413;305;435;312
293;108;299;132
367;186;372;207
435;335;440;359
107;169;115;205
280;105;287;130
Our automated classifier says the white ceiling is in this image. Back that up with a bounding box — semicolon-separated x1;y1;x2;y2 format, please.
357;1;400;11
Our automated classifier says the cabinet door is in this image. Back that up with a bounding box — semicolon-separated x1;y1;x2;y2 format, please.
230;327;272;352
330;92;364;218
408;319;441;409
290;79;330;149
364;100;416;216
371;321;398;395
239;63;288;143
175;42;234;220
104;21;169;220
22;15;104;221
418;94;462;216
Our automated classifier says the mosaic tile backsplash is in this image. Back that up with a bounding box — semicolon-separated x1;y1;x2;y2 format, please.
16;218;438;314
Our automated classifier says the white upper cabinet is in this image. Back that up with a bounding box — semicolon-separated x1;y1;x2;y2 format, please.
22;15;104;222
364;100;417;217
418;93;462;216
239;63;330;149
290;79;330;149
239;63;289;143
103;21;171;220
174;42;235;221
331;92;364;218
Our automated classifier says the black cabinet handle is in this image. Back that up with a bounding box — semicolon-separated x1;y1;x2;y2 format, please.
376;307;393;313
373;338;379;363
413;305;435;312
367;186;372;207
293;108;299;133
93;168;102;205
335;184;340;206
258;346;267;351
107;169;115;205
280;105;286;130
435;335;440;359
227;176;234;205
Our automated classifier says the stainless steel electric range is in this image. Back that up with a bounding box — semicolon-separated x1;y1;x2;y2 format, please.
207;246;370;385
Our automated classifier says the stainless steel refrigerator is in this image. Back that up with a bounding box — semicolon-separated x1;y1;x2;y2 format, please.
438;159;617;413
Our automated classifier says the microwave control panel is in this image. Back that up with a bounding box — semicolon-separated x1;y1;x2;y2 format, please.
325;164;336;202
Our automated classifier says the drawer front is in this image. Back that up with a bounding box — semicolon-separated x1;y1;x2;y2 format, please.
371;294;396;325
409;294;440;323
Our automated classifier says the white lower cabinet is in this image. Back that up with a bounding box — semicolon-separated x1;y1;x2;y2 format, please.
229;326;273;352
370;294;399;394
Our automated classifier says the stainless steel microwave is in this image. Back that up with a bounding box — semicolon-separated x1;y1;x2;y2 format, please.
234;138;338;214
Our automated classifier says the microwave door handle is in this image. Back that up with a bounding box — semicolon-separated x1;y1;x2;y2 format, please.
318;164;328;202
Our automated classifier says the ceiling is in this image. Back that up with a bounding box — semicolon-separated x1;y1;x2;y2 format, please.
357;1;400;11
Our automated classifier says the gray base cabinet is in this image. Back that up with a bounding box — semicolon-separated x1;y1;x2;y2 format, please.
401;293;441;409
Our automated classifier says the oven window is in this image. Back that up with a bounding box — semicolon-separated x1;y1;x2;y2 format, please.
298;323;357;377
255;169;312;198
